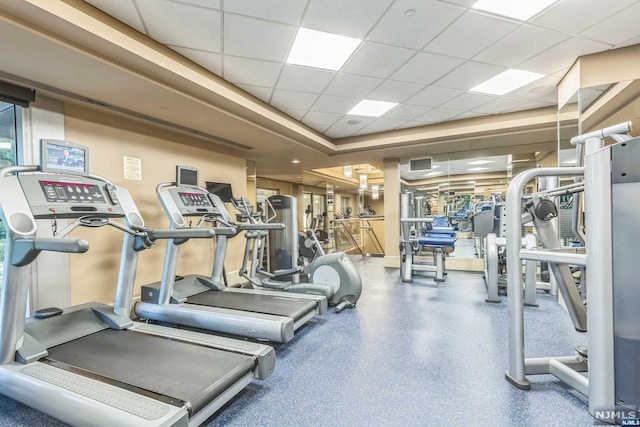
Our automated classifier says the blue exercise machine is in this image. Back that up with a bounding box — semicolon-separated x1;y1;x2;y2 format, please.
400;193;456;282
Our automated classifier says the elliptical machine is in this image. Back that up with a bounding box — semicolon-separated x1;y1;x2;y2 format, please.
299;227;362;312
234;196;362;313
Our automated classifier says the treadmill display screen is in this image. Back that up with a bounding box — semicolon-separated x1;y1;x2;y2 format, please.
40;181;106;204
178;191;211;207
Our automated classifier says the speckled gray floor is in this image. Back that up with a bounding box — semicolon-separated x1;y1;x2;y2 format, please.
0;257;592;427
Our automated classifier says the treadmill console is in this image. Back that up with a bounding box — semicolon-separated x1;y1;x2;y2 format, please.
169;188;221;216
18;174;125;218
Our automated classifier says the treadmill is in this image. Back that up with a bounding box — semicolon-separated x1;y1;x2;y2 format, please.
0;140;275;426
136;166;327;343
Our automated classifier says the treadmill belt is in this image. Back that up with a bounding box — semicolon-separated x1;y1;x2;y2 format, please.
186;290;316;321
46;329;255;415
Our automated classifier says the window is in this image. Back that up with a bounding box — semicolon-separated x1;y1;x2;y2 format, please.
0;102;19;268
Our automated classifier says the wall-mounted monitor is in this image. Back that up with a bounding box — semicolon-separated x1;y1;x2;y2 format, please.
176;165;199;188
40;139;89;176
206;181;234;203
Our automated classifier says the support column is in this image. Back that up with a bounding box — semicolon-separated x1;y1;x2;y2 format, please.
383;159;400;268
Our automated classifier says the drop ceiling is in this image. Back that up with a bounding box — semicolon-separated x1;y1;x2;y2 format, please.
84;0;640;139
0;0;639;189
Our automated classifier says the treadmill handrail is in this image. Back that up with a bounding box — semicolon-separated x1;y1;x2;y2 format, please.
238;223;284;231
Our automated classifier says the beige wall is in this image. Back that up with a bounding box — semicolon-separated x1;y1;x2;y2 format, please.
63;103;248;305
256;177;293;195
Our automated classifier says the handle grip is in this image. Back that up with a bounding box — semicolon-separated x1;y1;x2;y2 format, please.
239;223;284;231
148;228;215;241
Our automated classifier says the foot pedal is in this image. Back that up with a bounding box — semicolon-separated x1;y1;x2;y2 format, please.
576;345;588;359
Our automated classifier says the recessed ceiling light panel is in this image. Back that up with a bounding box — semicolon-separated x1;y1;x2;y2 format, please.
468;167;490;171
470;69;544;96
348;100;398;117
472;0;558;21
286;28;361;71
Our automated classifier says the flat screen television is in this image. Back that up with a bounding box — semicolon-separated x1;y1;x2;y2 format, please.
176;165;199;188
40;139;89;175
206;182;234;203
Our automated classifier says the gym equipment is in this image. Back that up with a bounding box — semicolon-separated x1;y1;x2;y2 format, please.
400;193;456;283
137;167;327;343
299;228;362;312
233;195;361;312
0;140;275;426
505;122;639;424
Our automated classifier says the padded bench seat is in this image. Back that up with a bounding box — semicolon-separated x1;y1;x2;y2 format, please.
418;234;456;253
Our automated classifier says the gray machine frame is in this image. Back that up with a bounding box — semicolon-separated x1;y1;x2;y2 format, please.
399;193;451;282
136;174;326;343
504;122;638;423
0;160;275;426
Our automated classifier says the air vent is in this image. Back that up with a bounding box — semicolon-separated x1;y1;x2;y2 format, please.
409;158;432;171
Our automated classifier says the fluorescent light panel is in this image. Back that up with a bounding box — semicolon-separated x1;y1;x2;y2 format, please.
468;167;490;171
348;100;398;117
423;171;444;177
472;0;558;21
470;69;544;96
468;160;494;165
286;28;361;71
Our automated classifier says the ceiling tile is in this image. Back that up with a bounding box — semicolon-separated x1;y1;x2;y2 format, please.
310;95;362;114
391;52;464;85
324;73;384;98
532;0;637;35
324;125;362;138
223;0;305;25
279;107;307;120
396;120;429;130
271;89;319;110
382;104;431;120
507;73;560;101
474;24;568;68
454;111;489;120
405;86;464;107
276;65;336;93
342;42;415;78
307;123;331;133
471;96;530;114
303;111;343;126
366;80;424;103
424;11;519;60
414;107;465;124
136;0;221;51
440;0;477;6
439;92;496;111
223;56;282;87
357;118;410;134
224;13;296;62
518;37;612;75
236;84;273;103
331;115;377;127
617;34;640;48
503;100;554;113
579;2;640;45
367;0;465;49
171;46;222;75
171;0;220;9
434;61;506;91
302;0;394;38
85;0;146;33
